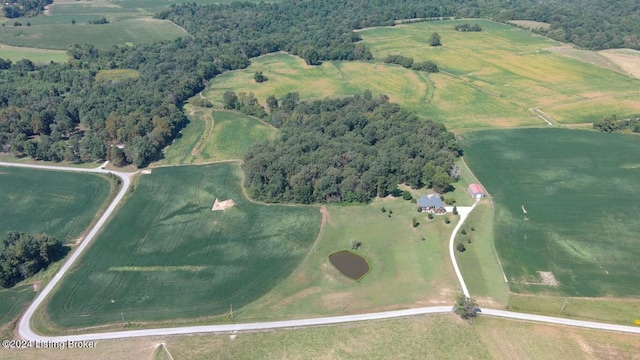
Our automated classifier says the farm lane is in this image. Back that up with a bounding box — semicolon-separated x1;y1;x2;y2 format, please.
446;200;478;298
5;162;639;341
0;162;134;342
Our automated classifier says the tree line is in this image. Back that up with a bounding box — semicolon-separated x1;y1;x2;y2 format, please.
593;114;640;133
0;232;66;288
384;55;439;73
1;0;638;167
242;92;461;204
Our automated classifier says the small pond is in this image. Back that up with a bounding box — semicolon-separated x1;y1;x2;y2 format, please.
328;250;370;281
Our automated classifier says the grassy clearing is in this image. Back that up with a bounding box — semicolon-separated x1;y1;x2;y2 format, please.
543;95;640;124
95;69;140;82
454;201;509;307
461;128;640;298
0;166;114;243
42;163;321;331
237;196;460;322
0;19;188;50
157;109;276;166
0;43;66;63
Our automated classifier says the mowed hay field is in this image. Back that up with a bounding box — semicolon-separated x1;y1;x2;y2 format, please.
359;19;640;127
0;166;113;243
461;128;640;298
43;163;321;330
158;109;276;166
237;196;460;321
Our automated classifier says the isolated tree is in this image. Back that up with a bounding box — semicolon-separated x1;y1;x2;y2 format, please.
223;90;238;109
444;216;450;224
456;242;466;252
254;71;268;83
429;32;441;46
412;216;419;228
402;191;412;200
71;19;76;25
453;206;458;215
453;294;478;319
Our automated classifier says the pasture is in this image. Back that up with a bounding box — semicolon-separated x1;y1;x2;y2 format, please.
157;109;276;165
461;128;640;298
0;166;114;243
43;163;321;330
0;285;35;326
236;196;460;321
205;19;640;129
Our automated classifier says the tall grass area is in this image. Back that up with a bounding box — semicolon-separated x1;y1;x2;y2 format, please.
157;109;276;166
43;163;321;330
238;196;460;321
0;285;35;326
0;166;114;243
461;128;640;298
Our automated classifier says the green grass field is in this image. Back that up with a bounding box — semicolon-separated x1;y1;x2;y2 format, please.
236;196;460;322
42;163;321;330
157;109;277;166
206;20;640;130
461;128;640;297
0;44;66;63
0;166;114;243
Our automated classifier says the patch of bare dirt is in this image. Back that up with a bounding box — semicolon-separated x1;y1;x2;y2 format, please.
600;49;640;80
211;198;235;211
538;271;559;286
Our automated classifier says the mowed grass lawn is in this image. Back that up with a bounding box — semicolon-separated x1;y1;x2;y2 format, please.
461;128;640;297
0;166;114;243
157;109;276;166
237;196;460;321
43;163;321;330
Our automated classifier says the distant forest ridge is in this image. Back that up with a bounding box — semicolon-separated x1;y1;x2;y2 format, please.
0;0;638;167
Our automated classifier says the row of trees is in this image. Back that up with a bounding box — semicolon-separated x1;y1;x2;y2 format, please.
0;232;66;288
242;92;461;204
2;0;51;18
593;114;640;133
454;23;482;32
383;55;439;73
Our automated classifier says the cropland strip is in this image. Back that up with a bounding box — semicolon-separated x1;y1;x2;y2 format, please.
10;162;640;342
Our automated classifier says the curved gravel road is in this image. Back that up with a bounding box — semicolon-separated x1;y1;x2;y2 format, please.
2;161;638;342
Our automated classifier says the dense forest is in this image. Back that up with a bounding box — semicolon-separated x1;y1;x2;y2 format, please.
243;93;461;204
2;0;52;18
0;0;638;166
0;232;66;288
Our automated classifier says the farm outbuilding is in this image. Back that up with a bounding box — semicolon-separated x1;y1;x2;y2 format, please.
468;183;485;199
417;194;446;214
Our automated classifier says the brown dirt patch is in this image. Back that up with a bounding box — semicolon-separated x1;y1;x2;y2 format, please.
211;198;235;211
580;91;608;99
509;20;551;30
600;49;640;79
